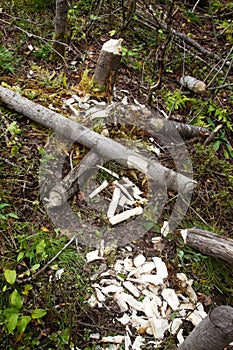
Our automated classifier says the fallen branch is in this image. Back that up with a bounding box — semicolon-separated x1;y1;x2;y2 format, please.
177;305;233;350
0;86;195;194
179;228;233;265
80;102;209;139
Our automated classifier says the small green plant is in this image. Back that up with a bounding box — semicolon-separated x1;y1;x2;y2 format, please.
164;90;196;112
0;46;16;74
6;121;22;156
33;44;52;59
0;203;19;223
163;90;233;158
217;20;233;44
1;269;46;336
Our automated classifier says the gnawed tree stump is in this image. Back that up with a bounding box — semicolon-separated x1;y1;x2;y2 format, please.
0;86;195;195
177;305;233;350
93;38;123;96
179;228;233;264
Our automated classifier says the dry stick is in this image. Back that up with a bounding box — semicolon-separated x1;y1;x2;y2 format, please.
177;306;233;350
204;124;223;145
206;46;233;88
17;235;76;284
0;86;195;194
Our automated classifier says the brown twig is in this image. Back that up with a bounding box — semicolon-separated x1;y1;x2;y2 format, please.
16;235;76;284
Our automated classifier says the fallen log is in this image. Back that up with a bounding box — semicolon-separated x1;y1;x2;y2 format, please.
81;102;210;139
179;228;233;265
177;305;233;350
0;86;195;195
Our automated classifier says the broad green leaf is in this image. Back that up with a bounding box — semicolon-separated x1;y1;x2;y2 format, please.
36;239;46;254
9;289;23;310
7;212;19;219
3;309;19;334
0;203;10;209
22;284;33;296
31;264;40;272
4;269;16;284
109;30;116;36
7;313;19;333
17;315;31;335
213;140;221;152
3;307;18;317
31;309;47;319
17;251;24;262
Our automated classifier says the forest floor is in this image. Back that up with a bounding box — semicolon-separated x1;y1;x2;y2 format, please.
0;1;233;349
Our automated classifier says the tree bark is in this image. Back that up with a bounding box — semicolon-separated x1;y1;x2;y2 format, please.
0;86;195;195
93;39;123;96
177;305;233;350
179;228;233;264
51;0;68;61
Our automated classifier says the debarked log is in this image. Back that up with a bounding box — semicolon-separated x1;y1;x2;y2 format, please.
0;86;195;194
179;228;233;265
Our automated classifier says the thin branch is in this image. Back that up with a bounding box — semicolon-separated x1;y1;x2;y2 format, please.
0;18;68;65
16;235;76;284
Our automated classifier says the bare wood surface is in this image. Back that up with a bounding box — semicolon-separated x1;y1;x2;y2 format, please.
179;228;233;264
0;86;195;194
177;305;233;350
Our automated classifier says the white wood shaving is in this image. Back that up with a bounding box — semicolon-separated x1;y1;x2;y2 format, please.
89;180;109;198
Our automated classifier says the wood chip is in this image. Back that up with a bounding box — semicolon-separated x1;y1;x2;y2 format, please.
134;254;146;268
107;187;121;218
89;180;109;198
109;206;143;225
